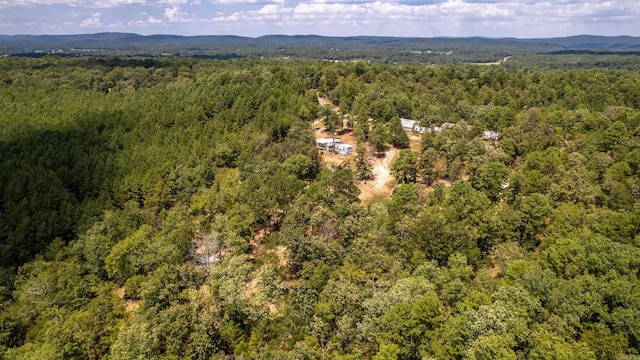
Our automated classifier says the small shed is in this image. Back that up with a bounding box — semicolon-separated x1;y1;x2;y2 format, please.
335;143;354;155
323;158;348;170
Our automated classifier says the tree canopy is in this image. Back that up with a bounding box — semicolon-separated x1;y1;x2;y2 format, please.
1;55;640;360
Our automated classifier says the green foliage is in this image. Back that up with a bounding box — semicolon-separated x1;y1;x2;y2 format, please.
4;342;65;360
471;162;509;202
104;224;185;285
354;144;373;180
319;105;341;134
1;56;640;360
387;183;423;223
391;149;417;184
109;315;161;360
123;275;146;300
373;343;401;360
283;154;318;180
370;124;390;153
389;117;410;148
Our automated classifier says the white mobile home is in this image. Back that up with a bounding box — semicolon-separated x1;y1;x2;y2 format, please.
316;138;341;151
335;143;354;155
400;118;426;134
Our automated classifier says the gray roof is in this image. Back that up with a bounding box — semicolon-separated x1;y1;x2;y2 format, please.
316;138;341;144
401;118;418;128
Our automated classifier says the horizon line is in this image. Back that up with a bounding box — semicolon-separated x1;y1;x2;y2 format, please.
1;32;637;41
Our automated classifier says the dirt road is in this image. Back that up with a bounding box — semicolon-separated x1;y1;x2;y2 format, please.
358;146;397;203
372;147;395;190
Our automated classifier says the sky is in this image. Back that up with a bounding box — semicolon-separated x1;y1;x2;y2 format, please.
0;0;638;38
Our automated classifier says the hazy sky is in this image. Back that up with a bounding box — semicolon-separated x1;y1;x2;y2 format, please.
0;0;638;38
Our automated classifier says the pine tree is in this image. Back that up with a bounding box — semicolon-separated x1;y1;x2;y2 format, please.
389;117;410;148
319;105;341;134
391;149;418;183
355;144;372;180
370;124;390;154
353;117;370;144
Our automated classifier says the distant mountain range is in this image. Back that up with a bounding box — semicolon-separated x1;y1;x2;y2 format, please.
1;33;639;61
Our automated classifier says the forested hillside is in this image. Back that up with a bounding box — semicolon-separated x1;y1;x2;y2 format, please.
1;56;640;359
3;33;640;67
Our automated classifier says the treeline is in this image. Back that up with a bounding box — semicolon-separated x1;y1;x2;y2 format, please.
5;34;640;68
0;56;639;359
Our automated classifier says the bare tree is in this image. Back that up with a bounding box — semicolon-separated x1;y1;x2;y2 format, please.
191;231;224;275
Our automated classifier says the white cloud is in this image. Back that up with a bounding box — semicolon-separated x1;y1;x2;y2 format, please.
164;6;191;22
199;0;640;37
209;0;281;4
80;11;103;27
0;0;197;8
128;15;162;25
0;0;639;37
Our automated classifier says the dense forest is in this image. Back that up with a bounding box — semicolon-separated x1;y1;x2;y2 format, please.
1;55;640;359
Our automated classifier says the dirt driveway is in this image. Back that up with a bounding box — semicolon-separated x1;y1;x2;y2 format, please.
358;146;397;203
